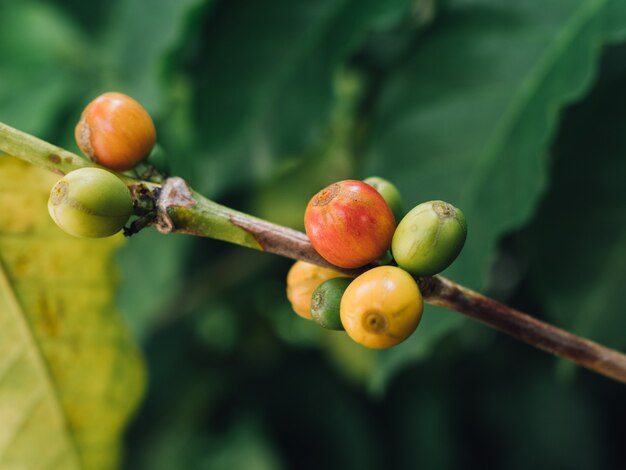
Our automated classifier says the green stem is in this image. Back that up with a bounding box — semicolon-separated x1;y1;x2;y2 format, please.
0;121;92;175
0;121;148;187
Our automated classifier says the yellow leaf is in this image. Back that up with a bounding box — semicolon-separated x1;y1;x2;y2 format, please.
0;156;145;470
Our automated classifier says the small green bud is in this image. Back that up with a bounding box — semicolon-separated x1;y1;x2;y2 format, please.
363;176;404;223
311;277;353;330
392;200;467;276
146;144;169;175
48;168;133;238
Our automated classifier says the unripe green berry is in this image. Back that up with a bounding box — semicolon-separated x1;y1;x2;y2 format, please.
363;176;404;223
311;277;352;330
48;168;133;238
392;200;467;276
376;250;394;266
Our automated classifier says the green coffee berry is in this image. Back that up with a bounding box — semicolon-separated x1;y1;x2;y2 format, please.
363;176;404;223
48;167;133;238
376;250;394;266
392;200;467;276
311;277;353;330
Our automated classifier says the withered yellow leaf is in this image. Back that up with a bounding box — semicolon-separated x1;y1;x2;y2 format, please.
0;156;145;470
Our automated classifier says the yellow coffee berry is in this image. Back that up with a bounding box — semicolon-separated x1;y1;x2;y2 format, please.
340;266;423;348
286;261;348;319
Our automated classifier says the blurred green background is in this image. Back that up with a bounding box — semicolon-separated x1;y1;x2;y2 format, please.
2;0;626;468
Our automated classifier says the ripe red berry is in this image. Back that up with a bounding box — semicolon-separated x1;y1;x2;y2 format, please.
75;92;156;171
304;180;396;268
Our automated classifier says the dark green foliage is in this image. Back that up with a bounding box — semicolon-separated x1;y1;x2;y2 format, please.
3;0;626;468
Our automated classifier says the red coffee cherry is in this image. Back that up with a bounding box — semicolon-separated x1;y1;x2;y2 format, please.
304;180;396;268
75;92;156;171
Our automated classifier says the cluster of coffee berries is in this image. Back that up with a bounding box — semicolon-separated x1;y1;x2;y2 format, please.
48;92;156;238
286;178;467;349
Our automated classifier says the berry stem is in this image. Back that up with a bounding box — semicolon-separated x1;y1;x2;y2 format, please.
2;120;626;384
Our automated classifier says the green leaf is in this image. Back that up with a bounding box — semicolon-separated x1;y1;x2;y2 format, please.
0;157;145;469
107;0;213;113
363;0;626;386
0;1;89;136
370;306;461;394
521;49;626;354
0;0;208;149
197;416;284;470
181;0;411;195
117;230;193;340
251;68;364;230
